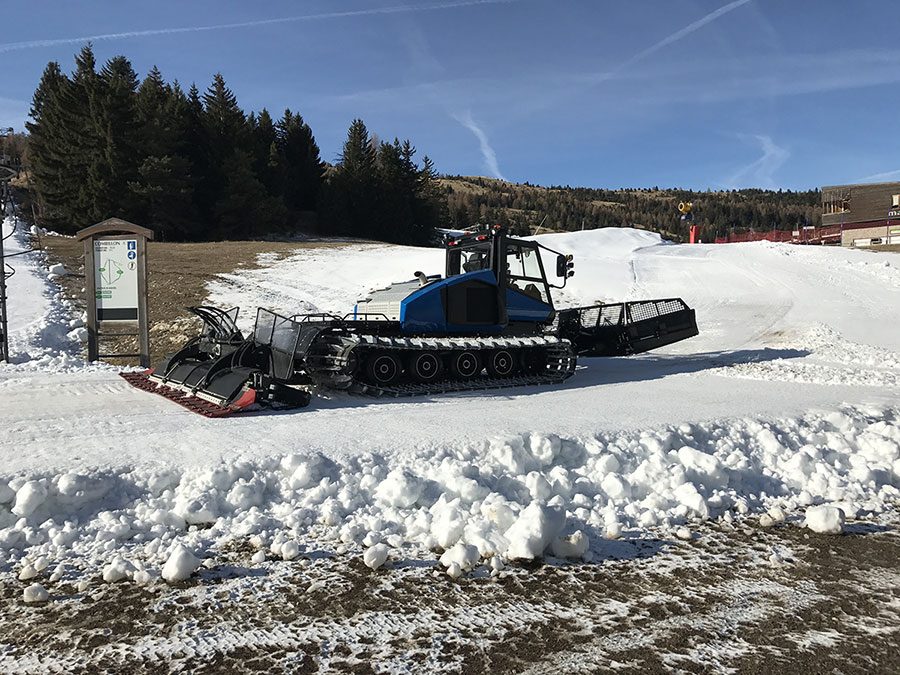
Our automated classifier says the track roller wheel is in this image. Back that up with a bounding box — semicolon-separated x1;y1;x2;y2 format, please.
486;349;518;377
365;351;403;385
449;350;482;379
407;351;443;383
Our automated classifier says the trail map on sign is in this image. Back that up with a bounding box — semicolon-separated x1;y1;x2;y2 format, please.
94;239;138;321
99;258;125;285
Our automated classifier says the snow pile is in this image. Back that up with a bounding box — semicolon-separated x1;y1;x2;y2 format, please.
1;404;897;588
504;502;566;560
1;215;87;370
710;323;900;389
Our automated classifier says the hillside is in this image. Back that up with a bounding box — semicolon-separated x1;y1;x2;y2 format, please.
442;176;821;242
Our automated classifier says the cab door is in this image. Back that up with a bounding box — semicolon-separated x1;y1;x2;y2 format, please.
504;242;554;324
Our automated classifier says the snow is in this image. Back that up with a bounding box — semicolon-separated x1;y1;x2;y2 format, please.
363;543;389;570
439;542;480;571
11;480;47;517
1;214;85;368
1;217;899;586
102;556;135;583
10;411;888;581
375;468;423;508
804;505;845;534
161;544;202;583
550;530;589;558
279;539;300;560
505;502;566;560
22;582;48;603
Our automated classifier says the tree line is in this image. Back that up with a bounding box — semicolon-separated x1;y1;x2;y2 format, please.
25;45;447;244
445;177;822;242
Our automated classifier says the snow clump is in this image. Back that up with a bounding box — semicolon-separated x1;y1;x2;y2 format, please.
505;503;566;560
22;583;49;603
12;480;48;517
363;543;389;570
804;505;845;534
161;545;202;583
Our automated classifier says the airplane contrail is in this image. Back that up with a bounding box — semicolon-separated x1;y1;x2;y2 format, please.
453;110;506;181
619;0;753;70
583;0;753;84
0;0;519;54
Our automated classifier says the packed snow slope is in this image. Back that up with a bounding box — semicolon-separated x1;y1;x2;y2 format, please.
1;219;898;587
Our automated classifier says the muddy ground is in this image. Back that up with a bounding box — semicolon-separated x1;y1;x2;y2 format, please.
0;518;897;674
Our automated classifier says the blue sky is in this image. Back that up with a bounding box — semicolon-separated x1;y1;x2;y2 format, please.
1;0;898;190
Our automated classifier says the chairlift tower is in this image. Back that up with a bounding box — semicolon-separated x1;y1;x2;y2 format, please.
0;126;17;362
0;178;12;363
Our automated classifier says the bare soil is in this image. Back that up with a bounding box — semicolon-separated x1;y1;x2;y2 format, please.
1;519;897;674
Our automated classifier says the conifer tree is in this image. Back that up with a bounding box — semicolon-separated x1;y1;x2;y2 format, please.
213;149;287;238
89;55;140;222
377;139;414;242
201;74;260;236
25;61;74;231
69;44;105;227
251;108;282;196
134;66;171;151
278;109;324;213
128;69;197;239
182;82;213;230
322;119;379;237
202;73;248;156
412;154;447;243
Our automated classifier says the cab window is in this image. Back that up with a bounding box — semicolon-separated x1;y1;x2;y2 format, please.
447;243;491;276
506;244;549;303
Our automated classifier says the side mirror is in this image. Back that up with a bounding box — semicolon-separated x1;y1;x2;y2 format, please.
556;254;574;277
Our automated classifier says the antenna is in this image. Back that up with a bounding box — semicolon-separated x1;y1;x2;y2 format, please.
531;214;548;236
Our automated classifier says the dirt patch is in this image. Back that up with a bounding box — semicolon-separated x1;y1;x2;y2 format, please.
1;520;898;674
41;236;351;362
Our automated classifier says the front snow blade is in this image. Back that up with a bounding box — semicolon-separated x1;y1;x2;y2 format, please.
120;370;259;417
557;298;699;357
122;307;314;416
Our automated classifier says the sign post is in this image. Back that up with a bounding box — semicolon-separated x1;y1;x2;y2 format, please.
76;218;153;366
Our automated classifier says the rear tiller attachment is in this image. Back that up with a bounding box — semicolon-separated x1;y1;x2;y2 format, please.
555;298;698;357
